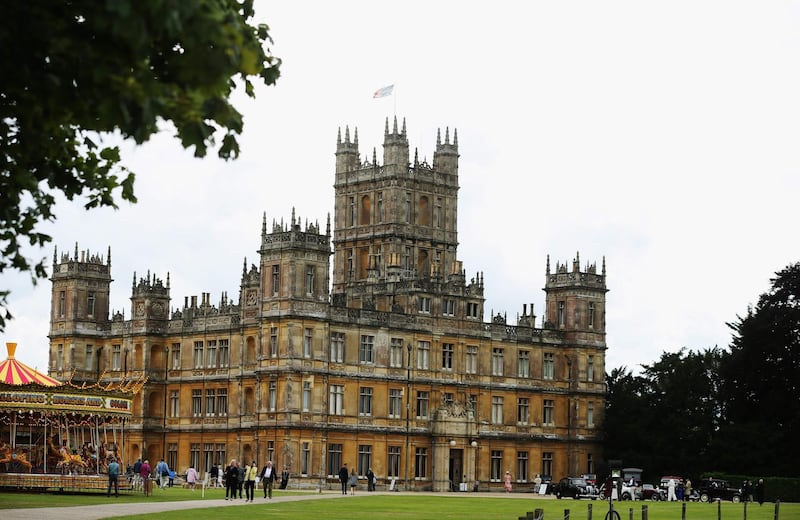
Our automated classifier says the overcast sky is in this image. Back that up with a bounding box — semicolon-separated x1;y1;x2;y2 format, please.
4;1;799;375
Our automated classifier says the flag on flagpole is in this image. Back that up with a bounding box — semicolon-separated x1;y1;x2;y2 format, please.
373;84;394;98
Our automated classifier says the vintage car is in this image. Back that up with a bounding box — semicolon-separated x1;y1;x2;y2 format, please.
696;478;742;503
553;477;598;499
637;483;666;501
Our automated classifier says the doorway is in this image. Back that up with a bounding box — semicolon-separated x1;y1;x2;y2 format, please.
449;448;463;491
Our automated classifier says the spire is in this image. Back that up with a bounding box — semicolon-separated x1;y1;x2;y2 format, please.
166;272;170;288
262;212;267;238
546;254;551;276
392;115;398;134
384;116;389;135
453;128;458;147
354;127;358;144
291;207;296;227
74;242;78;261
107;246;111;267
401;117;406;135
326;213;331;236
53;245;57;267
337;126;341;144
445;127;450;144
414;148;419;167
602;256;606;276
344;125;350;143
437;128;441;146
372;147;377;164
132;271;136;290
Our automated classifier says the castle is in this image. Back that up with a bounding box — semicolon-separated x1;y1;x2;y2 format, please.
47;118;607;491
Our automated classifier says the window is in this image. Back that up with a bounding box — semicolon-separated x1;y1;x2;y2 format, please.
588;302;595;328
587;453;595;475
87;291;96;317
469;394;478;415
328;444;342;477
267;441;274;463
302;381;312;412
441;343;454;371
205;389;216;416
359;335;374;364
304;328;313;358
306;266;315;295
388;446;401;477
272;265;280;296
377;193;384;223
193;341;203;368
416;391;429;418
85;345;93;371
434;197;442;228
466;302;479;319
204;444;214;474
491;396;504;424
330;332;344;363
517;452;529;482
443;392;454;406
206;340;217;367
416;341;430;369
442;298;455;316
59;291;65;317
518;350;530;378
215;443;226;469
295;442;308;476
492;348;504;376
517;398;529;425
490;450;503;481
543;399;554;426
541;452;553;479
270;327;278;357
169;390;179;417
414;447;428;478
171;343;181;369
349;196;356;226
329;384;344;415
543;353;554;380
466;345;477;374
587;401;594;427
347;248;354;279
389;389;402;418
587;355;595;382
217;389;228;416
268;381;277;411
558;301;565;327
168;443;177;471
111;345;120;370
418;296;431;314
218;339;229;367
190;444;201;473
359;387;373;416
192;389;202;417
302;443;310;475
389;338;404;368
405;192;411;223
358;445;372;476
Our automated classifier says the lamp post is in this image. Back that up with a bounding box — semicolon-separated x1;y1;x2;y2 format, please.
471;439;478;492
404;342;412;491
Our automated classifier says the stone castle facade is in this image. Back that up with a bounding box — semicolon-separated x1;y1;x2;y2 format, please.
47;118;607;491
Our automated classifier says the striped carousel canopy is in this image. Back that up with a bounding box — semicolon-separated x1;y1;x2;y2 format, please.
0;342;61;386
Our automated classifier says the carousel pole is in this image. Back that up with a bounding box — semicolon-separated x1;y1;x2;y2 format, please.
96;415;100;475
44;417;47;473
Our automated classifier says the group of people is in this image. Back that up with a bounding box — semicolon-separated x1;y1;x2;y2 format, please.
337;464;377;495
741;479;766;505
223;459;285;501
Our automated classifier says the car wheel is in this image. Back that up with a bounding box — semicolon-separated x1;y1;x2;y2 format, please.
732;495;741;503
556;492;562;499
700;493;709;503
651;494;661;501
621;492;631;501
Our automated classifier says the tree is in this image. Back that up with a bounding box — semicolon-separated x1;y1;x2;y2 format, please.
0;1;281;330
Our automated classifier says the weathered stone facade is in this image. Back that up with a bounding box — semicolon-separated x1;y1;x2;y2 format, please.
48;118;607;491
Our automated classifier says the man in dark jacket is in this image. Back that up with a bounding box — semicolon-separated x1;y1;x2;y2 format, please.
259;460;277;499
224;460;239;500
339;463;349;495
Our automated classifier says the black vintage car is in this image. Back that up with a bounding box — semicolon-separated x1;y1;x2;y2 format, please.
696;478;742;503
553;477;598;499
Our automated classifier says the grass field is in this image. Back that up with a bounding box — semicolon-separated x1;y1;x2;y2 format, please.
0;489;794;520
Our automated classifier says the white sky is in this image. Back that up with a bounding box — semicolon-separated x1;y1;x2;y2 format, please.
3;1;799;375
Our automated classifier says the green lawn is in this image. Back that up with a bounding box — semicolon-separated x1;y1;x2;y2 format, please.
0;491;793;520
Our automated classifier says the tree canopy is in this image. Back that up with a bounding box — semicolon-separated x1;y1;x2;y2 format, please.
0;0;280;330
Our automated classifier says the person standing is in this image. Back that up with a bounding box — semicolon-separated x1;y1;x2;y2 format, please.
259;460;277;499
155;458;169;490
338;463;349;495
348;467;358;495
224;459;238;500
366;468;375;491
236;460;245;498
186;464;198;491
684;479;692;501
140;459;152;496
107;457;120;497
280;466;290;489
132;458;143;491
210;464;219;488
755;479;765;505
667;478;677;501
504;471;513;493
244;460;258;502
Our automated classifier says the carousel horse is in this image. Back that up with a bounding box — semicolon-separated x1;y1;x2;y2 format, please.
0;442;32;473
99;442;117;471
48;436;88;474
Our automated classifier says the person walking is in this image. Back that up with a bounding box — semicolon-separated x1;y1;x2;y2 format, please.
155;458;170;490
755;479;765;505
338;463;349;495
132;458;143;491
366;468;375;491
224;460;238;500
186;464;198;491
210;464;219;488
684;479;692;501
348;467;358;495
237;460;245;498
259;460;277;499
504;471;513;493
244;460;258;502
106;457;120;497
140;459;152;496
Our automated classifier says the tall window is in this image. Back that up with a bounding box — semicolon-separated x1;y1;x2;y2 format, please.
418;296;431;314
358;445;372;476
542;352;554;380
268;381;277;411
193;341;203;368
169;390;179;417
466;345;477;374
304;328;313;358
541;452;553;478
349;196;356;226
358;387;373;416
388;388;403;418
215;444;226;468
414;448;428;478
466;302;479;319
491;396;504;424
218;339;229;367
217;389;228;416
492;348;504;376
87;291;96;316
204;444;214;474
441;343;454;370
587;453;595;474
302;381;311;412
390;338;404;367
388;446;401;477
490;450;503;481
416;341;430;369
270;327;278;357
190;444;201;472
267;441;274;463
543;399;555;425
588;302;595;328
272;265;280;296
302;442;310;475
377;192;384;223
85;345;93;371
517;452;529;482
329;384;344;415
58;291;65;317
404;192;411;223
587;355;595;382
442;298;454;316
191;389;202;416
587;401;594;427
305;266;315;295
171;343;181;369
416;391;429;418
518;350;530;378
168;443;178;471
359;335;374;364
517;398;529;425
112;345;121;371
206;340;217;367
330;332;344;363
558;301;565;327
205;389;216;416
327;444;342;477
434;197;442;228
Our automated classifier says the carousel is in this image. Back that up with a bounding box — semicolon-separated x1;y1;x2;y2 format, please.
0;342;146;492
